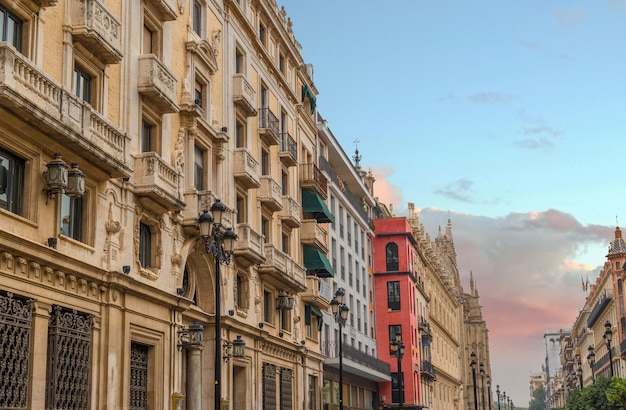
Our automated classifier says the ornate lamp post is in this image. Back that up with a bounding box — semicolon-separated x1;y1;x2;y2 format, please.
496;384;501;410
576;356;583;389
605;320;614;377
198;200;238;410
587;345;596;381
392;331;406;410
479;363;486;410
330;289;349;410
470;352;478;410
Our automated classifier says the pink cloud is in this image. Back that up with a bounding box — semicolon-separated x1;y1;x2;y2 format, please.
415;207;610;404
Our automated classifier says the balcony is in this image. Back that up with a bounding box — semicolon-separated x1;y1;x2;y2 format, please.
301;277;332;309
233;74;257;117
322;341;391;382
69;0;122;64
148;0;178;20
259;176;283;212
0;44;130;179
300;163;328;199
259;245;307;293
280;196;301;228
258;108;280;146
418;315;432;339
279;132;297;167
420;360;437;381
138;54;179;113
233;148;260;189
134;152;185;212
233;224;265;266
301;219;328;254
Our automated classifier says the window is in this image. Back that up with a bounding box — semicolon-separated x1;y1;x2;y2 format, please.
236;272;249;310
74;65;92;103
391;372;404;404
259;21;266;45
307;375;317;410
141;120;155;152
60;194;83;241
281;232;290;253
194;145;205;190
386;242;399;271
262;216;270;244
236;120;245;148
194;79;204;108
280;308;290;332
387;281;400;311
0;5;22;51
0;291;31;408
236;194;246;224
130;342;149;409
279;52;285;74
46;306;92;409
192;0;202;35
139;222;152;268
260;84;268;109
281;170;288;196
388;324;401;352
305;305;321;340
263;290;273;324
235;47;244;74
261;148;269;175
0;148;24;215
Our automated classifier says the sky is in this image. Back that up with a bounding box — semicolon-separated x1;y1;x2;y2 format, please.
278;0;626;406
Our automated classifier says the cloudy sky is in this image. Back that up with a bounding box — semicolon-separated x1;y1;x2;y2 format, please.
278;0;626;405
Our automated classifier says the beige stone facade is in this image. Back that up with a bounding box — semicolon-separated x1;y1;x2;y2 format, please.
0;0;328;409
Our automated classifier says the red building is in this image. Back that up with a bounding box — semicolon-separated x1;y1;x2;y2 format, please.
373;217;423;409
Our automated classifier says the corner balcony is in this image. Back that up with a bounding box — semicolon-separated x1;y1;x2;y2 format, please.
299;163;328;199
233;224;265;266
420;360;437;381
0;44;130;179
69;0;122;64
259;245;307;293
280;196;301;228
259;176;283;212
233;74;257;117
258;108;280;146
301;277;332;309
138;54;179;113
134;152;185;212
279;132;297;167
233;148;260;189
301;219;328;254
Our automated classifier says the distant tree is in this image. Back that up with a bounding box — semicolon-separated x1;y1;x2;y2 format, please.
529;384;547;410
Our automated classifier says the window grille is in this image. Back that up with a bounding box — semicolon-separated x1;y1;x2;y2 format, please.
130;342;149;409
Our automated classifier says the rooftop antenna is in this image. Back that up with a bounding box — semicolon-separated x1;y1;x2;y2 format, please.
352;138;362;171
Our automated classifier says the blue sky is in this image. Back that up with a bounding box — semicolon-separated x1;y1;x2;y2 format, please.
278;0;626;405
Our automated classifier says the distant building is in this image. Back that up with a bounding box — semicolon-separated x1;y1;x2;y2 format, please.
529;370;546;394
544;329;565;404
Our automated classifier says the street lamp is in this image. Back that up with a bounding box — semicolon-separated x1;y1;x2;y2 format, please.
576;357;583;389
605;320;614;377
486;376;492;410
330;289;349;410
390;331;406;410
479;362;486;410
587;345;596;381
496;384;501;410
198;200;238;410
470;352;478;410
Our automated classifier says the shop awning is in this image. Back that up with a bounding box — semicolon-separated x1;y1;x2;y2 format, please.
302;189;334;223
301;84;317;113
303;246;334;278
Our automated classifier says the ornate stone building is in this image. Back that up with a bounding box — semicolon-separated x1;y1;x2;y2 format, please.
0;0;332;408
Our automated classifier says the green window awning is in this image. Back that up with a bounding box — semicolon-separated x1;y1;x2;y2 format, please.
303;246;334;278
301;84;317;114
302;189;334;223
310;306;324;318
305;305;324;331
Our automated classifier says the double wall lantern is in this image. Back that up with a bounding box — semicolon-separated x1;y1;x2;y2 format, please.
43;153;85;202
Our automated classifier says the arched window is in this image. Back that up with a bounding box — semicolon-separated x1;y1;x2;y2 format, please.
386;242;399;272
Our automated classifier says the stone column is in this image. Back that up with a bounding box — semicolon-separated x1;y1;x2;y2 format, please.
186;344;203;410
